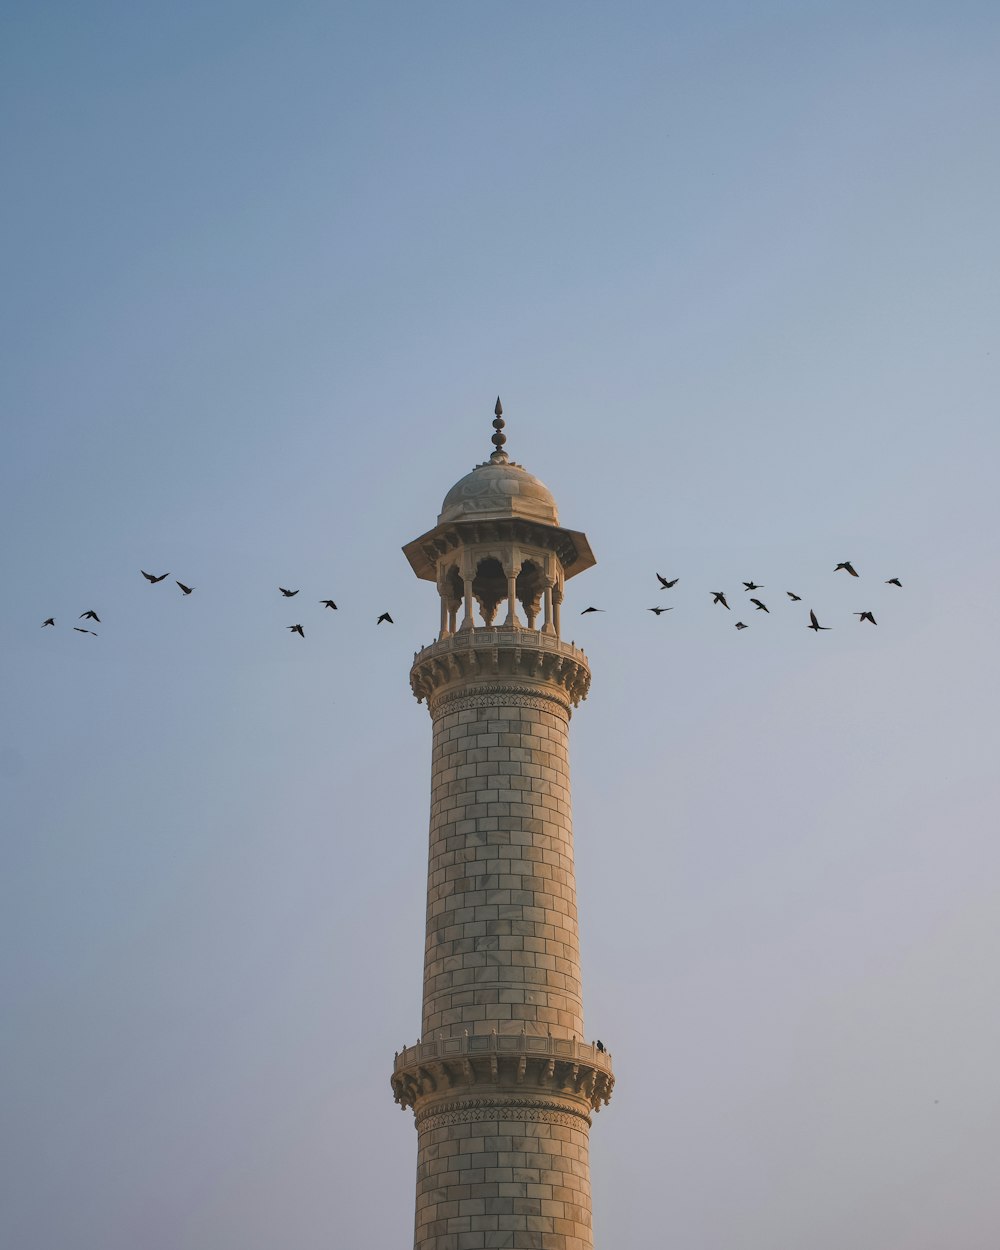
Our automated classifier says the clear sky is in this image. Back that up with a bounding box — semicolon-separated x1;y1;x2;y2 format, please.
3;3;999;1247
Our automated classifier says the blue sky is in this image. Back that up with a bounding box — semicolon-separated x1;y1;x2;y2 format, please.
3;4;999;1247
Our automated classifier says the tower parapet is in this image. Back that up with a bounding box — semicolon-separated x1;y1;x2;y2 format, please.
395;402;612;1250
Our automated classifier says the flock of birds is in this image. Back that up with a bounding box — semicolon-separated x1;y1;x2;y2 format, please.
580;562;902;631
39;571;395;637
38;561;902;639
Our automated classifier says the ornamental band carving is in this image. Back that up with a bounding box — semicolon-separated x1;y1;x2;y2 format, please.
430;685;572;718
417;1098;593;1131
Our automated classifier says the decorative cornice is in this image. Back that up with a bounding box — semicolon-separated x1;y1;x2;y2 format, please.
403;516;595;583
410;630;591;711
390;1033;614;1119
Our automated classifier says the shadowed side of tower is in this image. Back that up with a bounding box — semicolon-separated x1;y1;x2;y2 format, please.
393;404;613;1250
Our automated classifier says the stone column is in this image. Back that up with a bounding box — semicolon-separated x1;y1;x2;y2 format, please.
460;573;475;631
395;631;612;1250
502;562;521;629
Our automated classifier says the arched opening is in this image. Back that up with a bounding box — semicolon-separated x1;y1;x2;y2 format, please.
516;560;546;630
472;557;506;627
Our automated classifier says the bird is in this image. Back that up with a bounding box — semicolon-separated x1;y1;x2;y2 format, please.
176;581;194;595
749;598;769;613
41;618;55;627
288;624;305;637
711;591;730;609
74;627;97;636
320;600;338;609
377;612;394;625
743;581;762;591
735;621;748;630
647;606;674;615
79;611;100;622
141;570;169;583
834;561;859;577
855;611;877;625
596;1040;605;1052
786;591;802;601
279;587;299;597
656;574;679;589
580;606;603;614
885;577;902;587
808;609;831;631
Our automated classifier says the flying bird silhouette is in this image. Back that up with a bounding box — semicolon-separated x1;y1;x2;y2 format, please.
743;582;762;591
41;618;55;627
74;627;98;636
279;587;299;598
711;592;730;609
320;600;338;609
786;591;802;601
141;570;169;583
656;574;679;588
735;621;748;630
647;606;674;615
885;577;902;587
377;612;394;625
176;581;194;595
79;611;100;622
855;611;877;625
580;606;604;614
834;561;859;577
749;598;769;613
808;610;831;631
288;624;305;637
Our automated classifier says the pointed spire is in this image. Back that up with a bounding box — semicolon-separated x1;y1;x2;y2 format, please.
489;395;509;463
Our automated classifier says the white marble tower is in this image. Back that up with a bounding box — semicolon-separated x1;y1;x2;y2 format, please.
392;401;614;1250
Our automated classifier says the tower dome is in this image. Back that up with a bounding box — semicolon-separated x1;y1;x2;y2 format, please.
438;459;559;525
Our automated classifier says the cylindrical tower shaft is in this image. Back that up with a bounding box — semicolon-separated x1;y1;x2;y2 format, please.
422;681;583;1041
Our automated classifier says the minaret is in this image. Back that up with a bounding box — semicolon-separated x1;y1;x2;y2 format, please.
393;400;614;1249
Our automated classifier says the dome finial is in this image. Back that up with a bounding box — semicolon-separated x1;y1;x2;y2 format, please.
489;395;509;464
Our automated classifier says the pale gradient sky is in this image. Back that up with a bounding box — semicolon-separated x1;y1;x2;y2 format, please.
2;4;999;1247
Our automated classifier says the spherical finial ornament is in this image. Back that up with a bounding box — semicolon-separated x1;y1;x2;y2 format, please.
489;394;509;463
